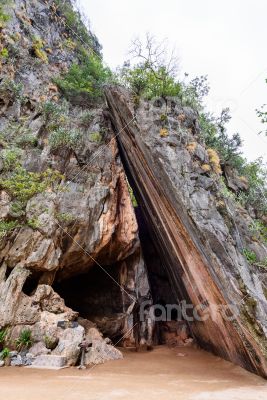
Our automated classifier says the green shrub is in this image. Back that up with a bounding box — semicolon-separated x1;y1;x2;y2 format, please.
16;133;38;148
56;212;75;224
0;347;10;360
32;37;48;63
119;64;181;99
0;6;10;28
41;101;68;123
0;48;8;58
0;329;7;346
127;182;138;208
10;200;26;217
44;335;58;350
49;127;81;150
27;217;40;230
89;131;102;143
0;79;24;100
15;329;32;350
1;147;22;170
54;54;112;102
243;248;257;264
0;220;20;238
249;220;267;244
53;0;100;53
0;167;63;202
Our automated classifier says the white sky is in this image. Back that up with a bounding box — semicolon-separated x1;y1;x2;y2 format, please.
80;0;267;161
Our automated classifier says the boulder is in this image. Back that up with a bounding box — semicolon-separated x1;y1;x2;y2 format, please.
29;342;50;357
53;325;84;366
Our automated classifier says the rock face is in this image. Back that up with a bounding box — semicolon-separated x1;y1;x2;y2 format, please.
105;86;267;377
1;0;267;377
0;0;151;364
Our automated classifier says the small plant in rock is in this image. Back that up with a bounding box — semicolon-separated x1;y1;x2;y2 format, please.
10;200;26;218
0;167;64;202
243;248;257;265
0;48;9;59
207;148;222;174
0;79;24;101
80;111;93;127
0;6;10;28
89;131;102;143
127;181;138;208
32;37;48;63
27;217;40;230
0;347;10;360
56;212;75;224
15;329;32;351
44;335;58;351
0;329;7;350
41;100;68;125
16;133;38;148
249;220;267;243
49;127;81;151
1;147;22;171
54;54;112;103
0;220;20;239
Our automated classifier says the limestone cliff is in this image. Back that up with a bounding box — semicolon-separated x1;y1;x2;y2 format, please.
105;86;267;376
0;0;151;359
0;0;267;376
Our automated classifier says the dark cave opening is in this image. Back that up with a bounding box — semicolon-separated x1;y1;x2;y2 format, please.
54;263;126;342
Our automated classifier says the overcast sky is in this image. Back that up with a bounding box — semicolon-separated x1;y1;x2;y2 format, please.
80;0;267;161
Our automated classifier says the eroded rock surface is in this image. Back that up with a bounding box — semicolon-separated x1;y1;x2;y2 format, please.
105;86;267;377
0;0;151;365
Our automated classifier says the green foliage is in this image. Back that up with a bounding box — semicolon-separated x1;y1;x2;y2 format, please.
119;63;181;99
54;54;112;102
41;101;68;122
56;212;75;224
0;220;19;238
1;147;22;170
44;335;57;350
243;248;257;264
200;110;267;216
0;47;9;58
0;329;7;345
16;133;38;148
0;79;24;100
180;75;210;108
49;127;81;150
127;182;138;208
89;131;102;143
32;37;48;63
237;159;267;217
0;167;63;202
0;347;10;360
249;219;267;244
27;217;40;230
15;329;32;350
0;5;10;28
10;200;26;218
53;0;99;51
200;109;242;167
242;248;267;269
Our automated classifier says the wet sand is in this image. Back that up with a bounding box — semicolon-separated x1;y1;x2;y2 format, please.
0;346;267;400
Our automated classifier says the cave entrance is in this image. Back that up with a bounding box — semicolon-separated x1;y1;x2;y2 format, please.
54;263;126;343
